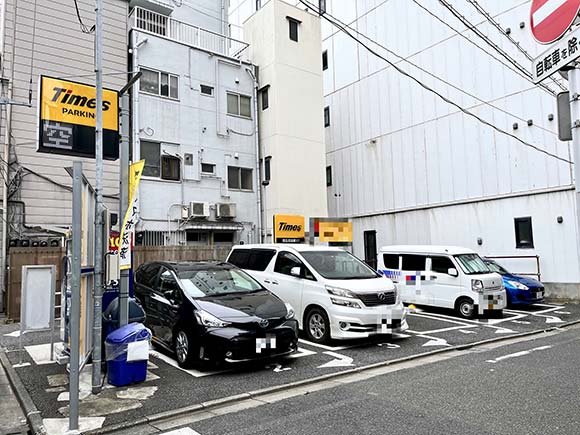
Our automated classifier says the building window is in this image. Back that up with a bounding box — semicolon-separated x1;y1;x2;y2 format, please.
264;156;272;182
227;92;252;118
515;217;534;249
161;155;180;181
141;141;161;177
287;17;300;42
326;165;332;186
186;231;209;245
319;0;326;14
140;68;178;99
201;163;216;175
214;232;235;243
324;106;330;127
200;84;214;96
256;0;261;10
261;87;269;110
140;141;181;181
322;50;328;70
228;166;253;190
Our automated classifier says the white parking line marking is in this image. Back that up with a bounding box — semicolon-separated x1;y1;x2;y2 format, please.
555;311;571;315
409;312;471;326
317;351;354;368
161;429;201;435
511;320;531;325
150;350;225;378
287;347;317;358
545;315;564;324
459;329;477;334
298;339;350;351
486;345;552;364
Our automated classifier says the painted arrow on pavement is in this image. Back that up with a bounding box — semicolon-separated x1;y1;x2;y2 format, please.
420;336;451;347
317;351;354;368
545;316;564;323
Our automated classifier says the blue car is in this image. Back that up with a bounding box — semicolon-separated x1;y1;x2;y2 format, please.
483;258;544;306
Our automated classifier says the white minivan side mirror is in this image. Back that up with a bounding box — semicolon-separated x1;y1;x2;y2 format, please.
448;268;459;277
290;266;301;278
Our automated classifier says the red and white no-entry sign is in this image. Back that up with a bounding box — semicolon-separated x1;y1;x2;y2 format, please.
530;0;580;44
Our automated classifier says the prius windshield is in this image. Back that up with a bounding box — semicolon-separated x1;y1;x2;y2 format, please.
454;254;491;275
177;268;262;297
301;251;379;280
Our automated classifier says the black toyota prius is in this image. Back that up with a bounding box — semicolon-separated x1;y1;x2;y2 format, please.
134;261;299;368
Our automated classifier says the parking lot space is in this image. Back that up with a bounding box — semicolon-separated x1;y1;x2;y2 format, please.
2;302;579;430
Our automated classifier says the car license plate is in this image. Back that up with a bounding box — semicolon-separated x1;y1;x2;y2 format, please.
255;336;276;354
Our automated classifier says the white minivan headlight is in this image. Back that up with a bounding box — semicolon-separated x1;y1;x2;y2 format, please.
325;285;357;299
284;302;295;319
507;280;529;291
471;279;484;293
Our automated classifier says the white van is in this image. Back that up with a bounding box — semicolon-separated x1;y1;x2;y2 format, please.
226;244;408;344
378;245;506;319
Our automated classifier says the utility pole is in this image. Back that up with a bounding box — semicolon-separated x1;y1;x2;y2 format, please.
118;70;142;326
92;0;104;394
569;66;580;269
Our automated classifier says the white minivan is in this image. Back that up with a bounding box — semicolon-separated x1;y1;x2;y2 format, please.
226;244;408;344
378;245;506;319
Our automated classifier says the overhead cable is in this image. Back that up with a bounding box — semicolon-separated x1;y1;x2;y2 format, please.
297;0;572;165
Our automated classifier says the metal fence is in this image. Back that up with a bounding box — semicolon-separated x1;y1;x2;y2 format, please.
130;7;249;59
486;255;542;282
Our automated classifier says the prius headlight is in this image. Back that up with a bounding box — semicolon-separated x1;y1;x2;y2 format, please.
325;285;357;299
284;302;295;319
507;280;529;291
195;310;230;328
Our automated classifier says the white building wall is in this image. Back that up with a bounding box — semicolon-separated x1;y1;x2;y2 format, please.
132;15;259;244
243;0;327;239
322;0;578;291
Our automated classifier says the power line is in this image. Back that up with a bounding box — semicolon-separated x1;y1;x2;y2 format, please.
72;0;95;34
298;0;572;165
315;3;558;138
437;0;558;96
464;0;566;91
411;0;556;97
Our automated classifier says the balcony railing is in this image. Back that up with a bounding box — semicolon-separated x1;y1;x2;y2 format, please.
130;7;249;59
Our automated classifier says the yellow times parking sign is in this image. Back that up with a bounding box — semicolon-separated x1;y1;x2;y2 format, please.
273;215;305;243
38;76;119;159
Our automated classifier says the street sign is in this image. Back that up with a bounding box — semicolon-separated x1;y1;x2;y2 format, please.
273;214;305;243
530;0;580;44
532;25;580;82
37;76;119;159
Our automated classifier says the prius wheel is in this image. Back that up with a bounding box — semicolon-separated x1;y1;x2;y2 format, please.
456;298;475;319
305;308;330;344
174;329;195;368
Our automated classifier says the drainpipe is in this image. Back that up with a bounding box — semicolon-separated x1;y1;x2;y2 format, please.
1;0;18;312
245;67;263;243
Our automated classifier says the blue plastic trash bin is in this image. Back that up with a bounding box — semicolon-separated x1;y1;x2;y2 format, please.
105;322;151;387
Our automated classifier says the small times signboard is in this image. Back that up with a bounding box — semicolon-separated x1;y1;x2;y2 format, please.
273;215;305;243
38;76;119;159
533;25;580;82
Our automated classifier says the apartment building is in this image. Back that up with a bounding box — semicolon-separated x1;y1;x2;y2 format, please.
129;0;260;246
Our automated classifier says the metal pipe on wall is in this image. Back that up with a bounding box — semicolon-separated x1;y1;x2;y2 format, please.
245;67;263;243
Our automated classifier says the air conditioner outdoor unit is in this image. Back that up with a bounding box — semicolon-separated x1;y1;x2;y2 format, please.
216;203;236;219
189;201;210;218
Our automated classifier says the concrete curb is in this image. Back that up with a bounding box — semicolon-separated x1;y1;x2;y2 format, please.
86;318;580;434
0;350;47;435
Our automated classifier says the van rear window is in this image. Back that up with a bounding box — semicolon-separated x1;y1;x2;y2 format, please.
401;254;426;271
228;249;276;272
383;254;399;269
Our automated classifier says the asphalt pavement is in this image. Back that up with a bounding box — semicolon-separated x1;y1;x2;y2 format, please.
187;323;580;435
1;302;579;433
